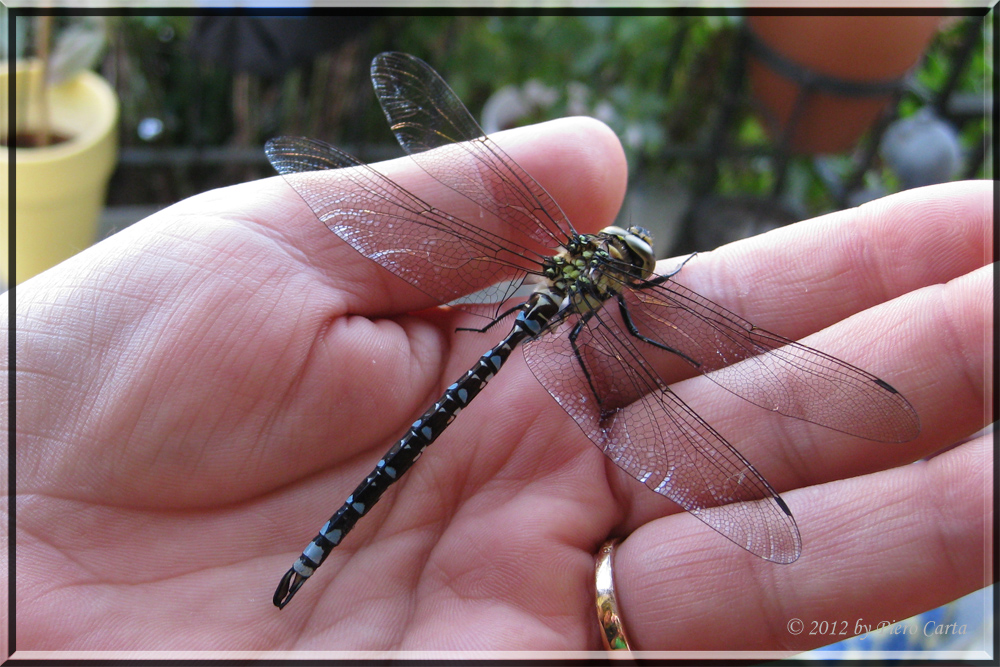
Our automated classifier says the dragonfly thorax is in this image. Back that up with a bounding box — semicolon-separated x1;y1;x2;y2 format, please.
542;225;656;315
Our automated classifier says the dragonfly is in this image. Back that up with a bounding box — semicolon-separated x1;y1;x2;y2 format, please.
265;52;920;609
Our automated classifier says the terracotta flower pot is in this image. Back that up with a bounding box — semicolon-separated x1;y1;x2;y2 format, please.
1;60;119;284
747;15;942;154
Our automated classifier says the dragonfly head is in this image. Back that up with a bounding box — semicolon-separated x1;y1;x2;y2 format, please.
599;225;656;281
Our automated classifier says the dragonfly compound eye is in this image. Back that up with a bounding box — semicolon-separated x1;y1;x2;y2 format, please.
622;230;655;279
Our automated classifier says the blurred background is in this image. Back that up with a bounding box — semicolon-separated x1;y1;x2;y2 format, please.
2;10;993;656
2;12;992;284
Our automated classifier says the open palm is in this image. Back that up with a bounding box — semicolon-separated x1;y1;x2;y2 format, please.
8;119;991;654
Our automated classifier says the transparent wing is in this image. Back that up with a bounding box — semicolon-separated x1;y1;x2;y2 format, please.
266;135;548;306
623;278;921;443
370;51;576;250
523;306;802;564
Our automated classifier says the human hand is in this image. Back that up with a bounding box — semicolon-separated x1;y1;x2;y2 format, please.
7;118;991;653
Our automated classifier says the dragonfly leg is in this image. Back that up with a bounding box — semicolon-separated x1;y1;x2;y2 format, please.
455;301;526;334
643;251;699;285
567;312;608;414
616;294;700;367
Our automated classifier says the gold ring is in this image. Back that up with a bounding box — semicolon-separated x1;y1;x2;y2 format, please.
595;538;632;651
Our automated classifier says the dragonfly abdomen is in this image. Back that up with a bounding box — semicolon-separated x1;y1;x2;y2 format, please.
273;292;560;608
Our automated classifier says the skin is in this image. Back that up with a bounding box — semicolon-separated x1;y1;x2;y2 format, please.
4;117;992;653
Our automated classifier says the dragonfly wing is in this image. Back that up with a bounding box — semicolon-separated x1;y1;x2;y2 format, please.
370;51;575;249
523;307;802;563
623;279;920;442
266;135;541;306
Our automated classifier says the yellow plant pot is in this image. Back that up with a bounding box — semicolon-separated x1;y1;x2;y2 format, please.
1;61;118;284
